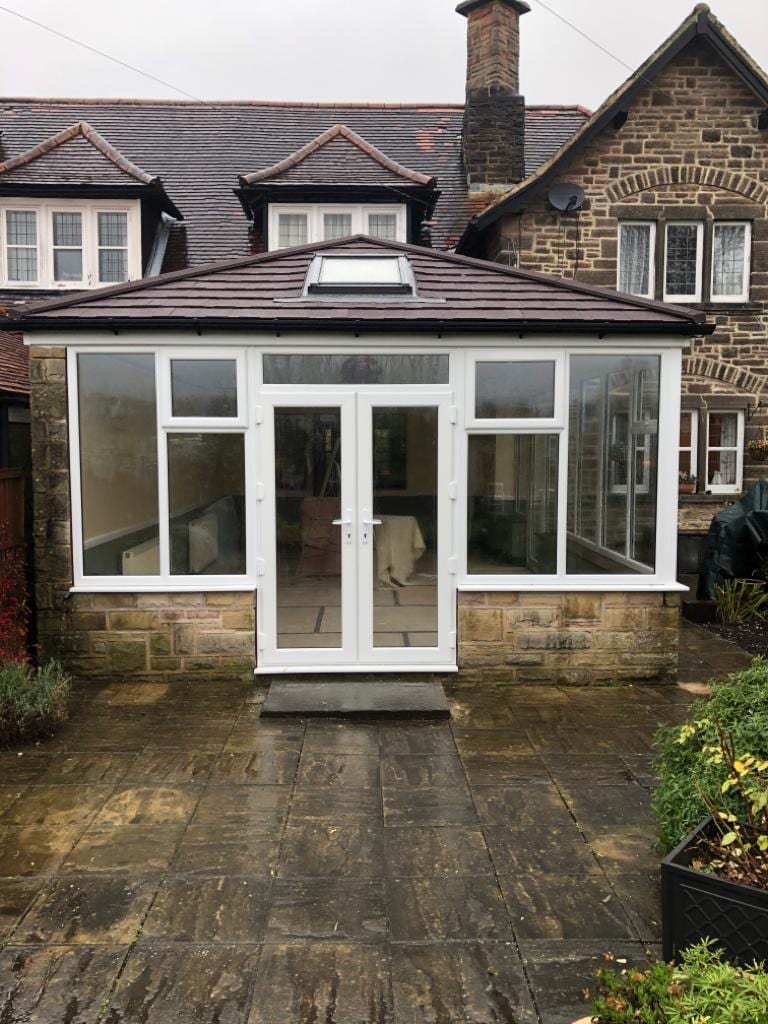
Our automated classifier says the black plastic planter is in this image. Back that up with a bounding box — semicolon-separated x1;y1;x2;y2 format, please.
662;815;768;963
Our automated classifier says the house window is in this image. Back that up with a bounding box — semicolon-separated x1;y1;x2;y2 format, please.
474;361;556;420
679;410;698;484
712;222;751;302
170;359;239;418
664;222;703;302
706;411;744;494
305;254;414;295
4;210;38;282
269;204;407;250
0;200;139;289
617;222;655;297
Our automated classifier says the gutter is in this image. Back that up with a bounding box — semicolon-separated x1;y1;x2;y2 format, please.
146;212;183;278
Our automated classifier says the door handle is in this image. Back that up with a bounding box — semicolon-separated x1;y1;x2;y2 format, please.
362;518;382;527
332;518;352;526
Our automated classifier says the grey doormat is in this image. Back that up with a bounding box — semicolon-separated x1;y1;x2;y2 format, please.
261;681;451;719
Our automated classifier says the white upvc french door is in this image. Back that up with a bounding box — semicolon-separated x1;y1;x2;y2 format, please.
257;388;454;672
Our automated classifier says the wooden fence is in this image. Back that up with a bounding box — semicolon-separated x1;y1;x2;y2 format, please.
0;469;25;550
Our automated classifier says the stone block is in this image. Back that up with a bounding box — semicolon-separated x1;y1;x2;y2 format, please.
172;624;196;656
222;610;255;630
485;593;520;606
594;632;636;651
504;606;558;632
107;641;147;673
519;631;590;651
108;611;159;631
563;594;602;622
68;611;107;632
204;592;254;607
149;633;171;656
459;607;503;642
197;632;254;656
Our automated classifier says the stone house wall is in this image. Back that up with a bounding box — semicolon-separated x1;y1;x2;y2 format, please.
480;38;768;553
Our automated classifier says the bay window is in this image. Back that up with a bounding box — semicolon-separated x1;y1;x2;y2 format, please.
1;200;139;289
269;204;407;250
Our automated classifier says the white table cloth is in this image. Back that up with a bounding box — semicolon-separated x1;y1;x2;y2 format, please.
374;514;426;586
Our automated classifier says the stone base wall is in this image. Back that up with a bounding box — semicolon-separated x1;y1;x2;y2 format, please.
458;591;680;684
43;591;256;683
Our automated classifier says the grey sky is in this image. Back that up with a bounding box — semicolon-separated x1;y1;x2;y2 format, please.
0;1;765;110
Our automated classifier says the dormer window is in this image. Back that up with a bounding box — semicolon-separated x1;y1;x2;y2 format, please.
306;254;415;296
0;200;140;289
269;204;407;251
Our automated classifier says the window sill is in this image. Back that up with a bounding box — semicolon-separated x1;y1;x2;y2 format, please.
69;584;258;594
679;493;741;503
458;582;688;593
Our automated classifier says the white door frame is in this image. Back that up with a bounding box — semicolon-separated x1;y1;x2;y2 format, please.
256;386;456;673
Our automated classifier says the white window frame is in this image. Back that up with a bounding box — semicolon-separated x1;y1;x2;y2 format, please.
705;409;744;495
663;221;704;303
711;221;751;303
268;203;407;250
466;351;565;430
617;221;656;299
2;207;40;285
67;344;256;591
679;409;699;486
0;199;141;290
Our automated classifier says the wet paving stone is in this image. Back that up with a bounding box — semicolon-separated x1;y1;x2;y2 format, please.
223;723;305;754
266;880;387;942
109;945;260;1023
288;787;382;823
248;942;393;1024
0;879;43;939
0;787;23;815
499;873;636;940
485;825;602;875
0;784;112;828
0;944;127;1023
211;751;300;786
192;786;290;827
563;784;656;837
543;754;635;787
16;876;157;944
61;826;184;875
472;785;572;827
382;786;478;826
279;824;385;879
91;785;201;827
172;825;280;876
303;722;379;755
122;749;217;783
384;828;493;877
36;752;136;785
607;873;662;941
0;753;52;784
462;754;551;787
141;876;270;943
390;942;538;1024
0;827;81;878
589;832;660;874
450;703;519;730
378;723;455;755
296;752;381;789
452;729;536;756
519;940;650;1024
380;754;466;789
387;877;513;941
621;754;659;788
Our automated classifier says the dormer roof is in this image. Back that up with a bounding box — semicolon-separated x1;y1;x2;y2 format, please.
239;124;436;188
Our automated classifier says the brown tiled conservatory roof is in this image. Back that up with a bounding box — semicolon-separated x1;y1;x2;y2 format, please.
6;236;709;335
0;331;28;396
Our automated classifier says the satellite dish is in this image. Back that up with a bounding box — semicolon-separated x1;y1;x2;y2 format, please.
548;183;585;212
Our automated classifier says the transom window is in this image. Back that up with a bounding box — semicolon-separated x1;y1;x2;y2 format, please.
268;203;407;250
617;219;751;304
0;200;140;289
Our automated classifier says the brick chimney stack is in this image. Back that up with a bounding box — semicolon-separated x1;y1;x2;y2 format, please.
457;0;529;191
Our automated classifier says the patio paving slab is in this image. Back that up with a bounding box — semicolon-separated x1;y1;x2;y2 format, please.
0;678;705;1024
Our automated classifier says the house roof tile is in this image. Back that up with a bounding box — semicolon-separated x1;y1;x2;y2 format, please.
0;330;28;396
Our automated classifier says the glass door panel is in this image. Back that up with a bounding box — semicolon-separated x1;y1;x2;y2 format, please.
274;407;344;650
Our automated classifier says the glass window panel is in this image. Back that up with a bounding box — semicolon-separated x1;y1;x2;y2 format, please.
665;224;700;297
318;256;402;285
263;354;449;386
278;213;308;248
7;248;38;281
679;451;692;476
274;408;342;649
78;353;159;576
679;411;693;447
567;355;660;574
54;249;83;282
98;249;128;283
98;212;128;247
52;212;82;246
323;213;352;240
708;449;737;487
475;361;555;419
618;223;653;296
709;412;737;448
468;434;559;575
712;224;747;298
6;211;37;246
168;433;246;575
368;214;398;241
171;359;238;417
373;407;438;646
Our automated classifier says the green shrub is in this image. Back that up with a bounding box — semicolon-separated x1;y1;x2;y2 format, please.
590;941;768;1024
653;659;768;854
0;660;71;746
714;578;768;624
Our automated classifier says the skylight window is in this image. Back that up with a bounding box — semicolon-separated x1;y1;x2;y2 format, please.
306;254;415;296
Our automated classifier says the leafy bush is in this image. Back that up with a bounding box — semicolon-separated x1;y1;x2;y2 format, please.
653;659;768;854
589;941;768;1024
0;660;71;746
713;578;768;624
